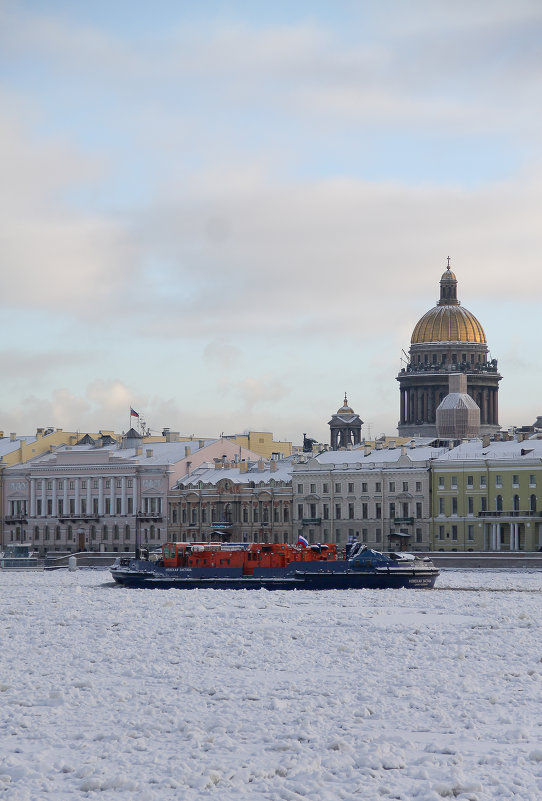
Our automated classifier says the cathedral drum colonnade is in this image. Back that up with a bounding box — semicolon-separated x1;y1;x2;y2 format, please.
397;261;501;438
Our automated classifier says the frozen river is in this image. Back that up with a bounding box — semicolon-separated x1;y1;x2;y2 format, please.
1;568;542;800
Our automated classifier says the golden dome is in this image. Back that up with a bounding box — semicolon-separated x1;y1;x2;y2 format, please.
411;304;486;344
411;260;486;344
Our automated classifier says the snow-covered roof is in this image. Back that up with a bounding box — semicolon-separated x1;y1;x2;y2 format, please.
434;437;542;463
178;458;295;487
0;435;36;457
310;445;446;467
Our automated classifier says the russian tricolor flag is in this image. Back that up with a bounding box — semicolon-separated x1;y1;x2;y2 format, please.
298;535;309;548
130;408;139;418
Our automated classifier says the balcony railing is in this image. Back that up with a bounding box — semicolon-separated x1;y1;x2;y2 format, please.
478;510;539;518
4;515;28;524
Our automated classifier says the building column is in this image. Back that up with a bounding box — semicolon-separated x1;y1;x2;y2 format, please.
98;478;104;515
495;523;501;551
121;476;127;515
133;477;138;515
490;523;496;550
75;479;80;515
110;479;115;516
41;480;46;517
52;480;57;515
63;481;68;515
30;479;36;517
86;479;92;514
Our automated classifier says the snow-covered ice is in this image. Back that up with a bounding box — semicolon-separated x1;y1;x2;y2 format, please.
1;569;542;800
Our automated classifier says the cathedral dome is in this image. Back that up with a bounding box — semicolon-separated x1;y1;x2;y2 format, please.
410;263;486;344
411;305;486;344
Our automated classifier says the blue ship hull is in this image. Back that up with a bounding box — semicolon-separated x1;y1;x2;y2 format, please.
111;557;438;590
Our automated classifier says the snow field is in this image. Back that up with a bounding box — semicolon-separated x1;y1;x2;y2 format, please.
1;569;542;800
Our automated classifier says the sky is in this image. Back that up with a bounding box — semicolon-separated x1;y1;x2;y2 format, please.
1;0;541;444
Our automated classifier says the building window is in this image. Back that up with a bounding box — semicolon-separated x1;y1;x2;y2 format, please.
481;497;487;512
335;483;341;493
389;502;395;518
105;498;111;515
530;494;537;513
496;495;503;511
415;481;422;492
468;497;474;515
416;502;422;519
480;476;487;489
297;504;303;520
362;503;368;519
93;480;98;489
242;507;248;523
69;499;75;514
362;482;368;493
125;525;130;540
297;484;303;494
348;483;354;494
310;483;316;494
116;498;122;515
114;525;119;540
416;528;422;543
323;483;329;494
439;525;444;540
284;506;290;522
47;481;52;490
467;525;474;541
529;475;536;487
335;504;342;520
375;528;381;542
513;494;520;512
309;503;317;519
452;525;458;540
438;476;445;489
439;498;445;515
389;481;395;493
375;482;381;493
57;499;63;516
451;476;457;489
452;497;458;515
36;499;42;516
323;504;329;520
512;475;519;487
55;526;61;540
93;498;99;514
495;475;502;488
105;480;111;489
375;503;381;519
128;479;133;488
348;503;354;519
362;528;368;542
402;482;408;492
58;481;63;490
467;476;473;489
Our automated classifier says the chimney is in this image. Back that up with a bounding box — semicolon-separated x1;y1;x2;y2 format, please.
270;460;277;472
364;446;372;456
375;442;382;450
36;428;44;438
257;459;265;472
10;432;16;441
185;446;191;458
388;440;396;449
0;431;4;438
482;435;490;448
135;446;142;456
410;440;416;449
146;448;153;458
239;461;248;473
198;440;205;449
214;459;222;469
